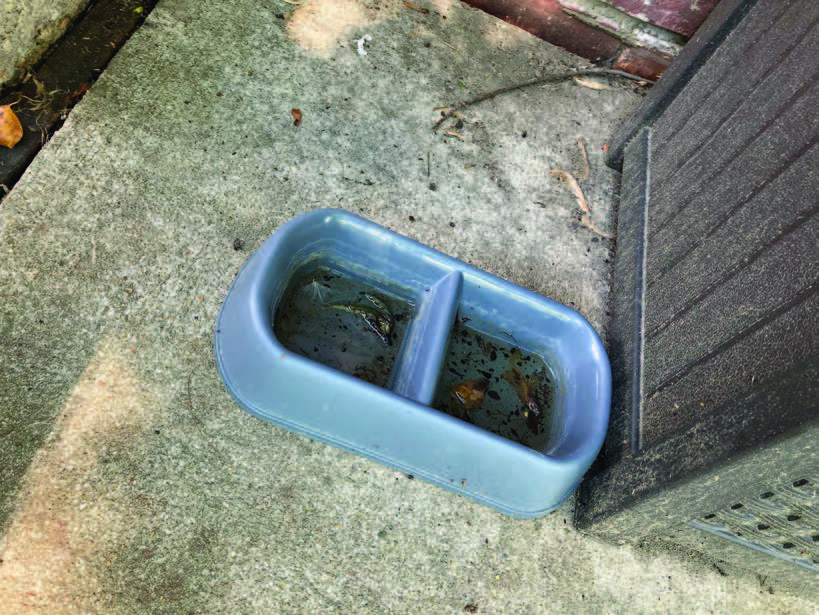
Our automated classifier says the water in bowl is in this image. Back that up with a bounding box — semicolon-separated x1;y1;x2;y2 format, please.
433;319;557;451
273;265;412;388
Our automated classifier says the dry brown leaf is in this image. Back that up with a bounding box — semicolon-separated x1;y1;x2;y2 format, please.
549;168;613;239
0;104;23;148
573;76;610;90
291;108;302;126
403;1;430;14
550;169;589;215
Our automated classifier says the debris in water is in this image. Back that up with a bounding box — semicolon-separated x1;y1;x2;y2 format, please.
433;322;555;448
327;293;394;346
502;348;542;433
302;278;330;302
274;267;409;387
353;366;377;383
449;378;489;417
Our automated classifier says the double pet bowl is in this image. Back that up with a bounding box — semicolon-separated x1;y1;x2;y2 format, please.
215;209;611;517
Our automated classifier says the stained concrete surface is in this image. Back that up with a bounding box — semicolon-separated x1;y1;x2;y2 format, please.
0;1;816;613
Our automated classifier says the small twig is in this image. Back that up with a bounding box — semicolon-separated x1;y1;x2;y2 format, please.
433;68;652;131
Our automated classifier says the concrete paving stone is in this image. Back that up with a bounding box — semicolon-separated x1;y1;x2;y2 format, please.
1;0;816;613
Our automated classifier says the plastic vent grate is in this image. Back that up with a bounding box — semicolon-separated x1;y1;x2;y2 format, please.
689;477;819;572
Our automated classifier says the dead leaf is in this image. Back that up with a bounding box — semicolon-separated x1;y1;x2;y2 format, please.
403;1;430;14
573;76;609;90
291;108;302;126
550;169;589;215
0;104;23;148
549;169;613;239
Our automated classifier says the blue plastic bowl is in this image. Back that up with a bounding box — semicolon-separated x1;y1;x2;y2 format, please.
215;209;611;517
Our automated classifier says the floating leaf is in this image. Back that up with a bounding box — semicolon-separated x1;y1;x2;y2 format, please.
291;108;302;126
450;378;489;412
0;104;23;148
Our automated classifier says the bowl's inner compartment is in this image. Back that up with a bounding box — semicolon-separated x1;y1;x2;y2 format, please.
272;256;564;453
432;318;559;451
273;263;414;388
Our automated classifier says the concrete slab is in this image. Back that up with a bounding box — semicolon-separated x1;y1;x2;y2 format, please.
0;0;815;613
